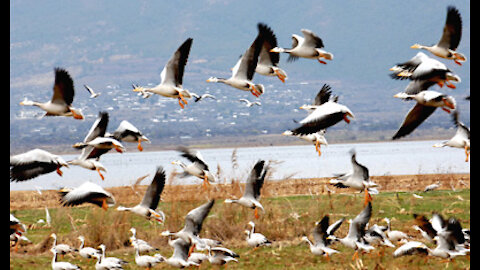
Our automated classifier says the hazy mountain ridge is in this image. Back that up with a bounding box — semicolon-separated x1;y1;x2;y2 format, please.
10;1;470;151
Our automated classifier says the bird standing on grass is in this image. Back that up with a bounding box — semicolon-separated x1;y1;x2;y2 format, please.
50;248;80;270
245;221;272;249
78;236;101;259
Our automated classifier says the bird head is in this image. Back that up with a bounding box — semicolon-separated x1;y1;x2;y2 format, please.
410;44;422;49
206;77;218;83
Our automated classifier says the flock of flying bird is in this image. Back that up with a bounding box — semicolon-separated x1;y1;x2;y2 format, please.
10;5;470;269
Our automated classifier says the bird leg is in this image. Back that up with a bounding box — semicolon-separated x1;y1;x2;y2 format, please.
178;98;185;109
188;244;196;257
441;108;451;113
324;253;330;262
318;59;327;64
454;59;462;66
343;114;351;124
56;167;63;176
101;198;108;211
445;81;456;89
114;145;124;153
97;168;105;181
274;70;286;83
437;81;444;88
254;208;259;219
249;85;261;97
465;146;469;162
137;140;143;151
364;188;372;206
352;250;359;261
202;175;210;190
316;140;322;156
70;108;84;120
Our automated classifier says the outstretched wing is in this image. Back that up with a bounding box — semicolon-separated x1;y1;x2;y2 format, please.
140;166;166;210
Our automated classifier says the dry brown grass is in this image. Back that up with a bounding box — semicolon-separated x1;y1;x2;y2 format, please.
10;173;470;211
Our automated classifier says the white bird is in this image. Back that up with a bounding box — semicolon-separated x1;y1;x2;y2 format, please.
161;200;215;252
84;84;101;98
72;137;125;154
95;244;128;269
270;29;333;64
108;120;151;152
424;181;441;192
207;246;239;266
383;218;410;242
69;111;118;166
50;233;78;256
254;23;287;82
132;244;162;270
392;91;456;140
154;238;199;268
50;248;80;270
67;111;109;180
282;130;328;156
327;203;375;261
10;214;27;252
411;6;466;65
78;236;101;259
187;252;209;265
133;38;193;109
238;98;261;107
224;160;268;219
132;84;152;99
393;241;429;257
190;92;216;102
390;52;461;89
206;25;268;97
329;149;378;206
245;221;272;248
364;224;396;248
172;146;216;189
128;228;159;254
19;68;84;120
289;86;354;136
299;84;339;114
58;181;116;211
10;148;69;182
117;167;166;223
433;110;470;162
302;215;344;259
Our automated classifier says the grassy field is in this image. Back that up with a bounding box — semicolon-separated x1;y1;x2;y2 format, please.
10;174;470;269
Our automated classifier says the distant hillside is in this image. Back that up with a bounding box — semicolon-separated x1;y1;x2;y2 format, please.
10;0;470;151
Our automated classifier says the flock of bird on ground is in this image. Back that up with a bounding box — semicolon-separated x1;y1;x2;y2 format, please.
10;5;470;269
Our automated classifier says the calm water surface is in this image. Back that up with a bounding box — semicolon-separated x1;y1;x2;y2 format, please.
10;140;470;191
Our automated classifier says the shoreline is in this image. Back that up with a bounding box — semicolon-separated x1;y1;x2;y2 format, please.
10;135;453;156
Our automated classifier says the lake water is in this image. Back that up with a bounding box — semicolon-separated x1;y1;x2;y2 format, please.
10;140;470;191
